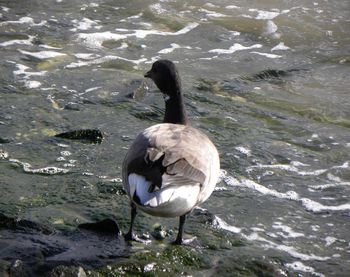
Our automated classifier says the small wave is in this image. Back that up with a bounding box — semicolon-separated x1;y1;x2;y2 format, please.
250;51;282;59
286;261;325;277
209;43;262;55
18;49;66;59
70;17;101;32
0;35;34;47
77;23;199;49
223;174;350;213
213;215;329;261
0;16;46;26
271;42;290;51
65;55;147;69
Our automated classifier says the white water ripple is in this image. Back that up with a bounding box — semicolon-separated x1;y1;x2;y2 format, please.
223;174;350;213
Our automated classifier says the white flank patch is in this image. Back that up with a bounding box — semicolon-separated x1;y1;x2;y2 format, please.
128;173;200;208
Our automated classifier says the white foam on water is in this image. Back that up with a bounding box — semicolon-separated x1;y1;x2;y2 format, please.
12;63;47;78
39;44;62;50
241;231;329;261
9;159;70;175
0;35;34;47
325;236;337;247
209;43;262;54
77;32;128;49
149;3;167;14
77;23;199;48
285;261;325;277
264;20;278;34
74;53;100;60
223;174;350;213
212;215;241;234
18;50;66;59
158;43;181;54
250;51;282;58
70;17;101;32
199;8;228;18
66;55;147;68
225;5;240;10
272;222;304;238
235;146;251;156
271;42;290;51
158;43;192;54
120;13;143;23
0;16;46;26
1;6;10;12
85;86;101;93
249;9;280;20
130;22;199;39
248;162;328;176
24;80;41;89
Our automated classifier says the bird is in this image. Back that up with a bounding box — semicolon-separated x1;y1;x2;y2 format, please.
122;60;220;244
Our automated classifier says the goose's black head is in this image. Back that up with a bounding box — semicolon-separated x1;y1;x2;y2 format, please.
144;60;181;96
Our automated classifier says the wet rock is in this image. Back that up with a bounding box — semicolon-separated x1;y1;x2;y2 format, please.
0;213;54;235
48;266;86;277
0;214;128;276
78;219;119;235
54;129;103;144
151;224;168;240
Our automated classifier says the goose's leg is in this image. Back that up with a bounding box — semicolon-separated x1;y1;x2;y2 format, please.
173;214;186;245
124;203;137;241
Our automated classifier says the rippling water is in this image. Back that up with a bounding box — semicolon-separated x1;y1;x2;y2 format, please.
1;0;349;276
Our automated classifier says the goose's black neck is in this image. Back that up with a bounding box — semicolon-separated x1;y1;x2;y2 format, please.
163;89;188;125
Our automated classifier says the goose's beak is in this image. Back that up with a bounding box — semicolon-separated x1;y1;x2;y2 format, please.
144;70;152;78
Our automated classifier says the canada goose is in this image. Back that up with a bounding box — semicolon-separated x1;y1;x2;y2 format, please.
122;60;220;244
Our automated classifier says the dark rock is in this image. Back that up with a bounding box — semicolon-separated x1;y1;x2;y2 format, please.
0;213;54;235
0;137;10;144
54;129;103;144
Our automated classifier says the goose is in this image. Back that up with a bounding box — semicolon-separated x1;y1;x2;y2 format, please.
122;60;220;244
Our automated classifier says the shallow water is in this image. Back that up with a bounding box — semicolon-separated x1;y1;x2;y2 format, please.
0;0;350;276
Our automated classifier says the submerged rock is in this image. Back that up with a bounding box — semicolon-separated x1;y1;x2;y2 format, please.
54;129;103;144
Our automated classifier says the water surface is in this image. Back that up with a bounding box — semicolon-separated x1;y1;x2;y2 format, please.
1;0;350;276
